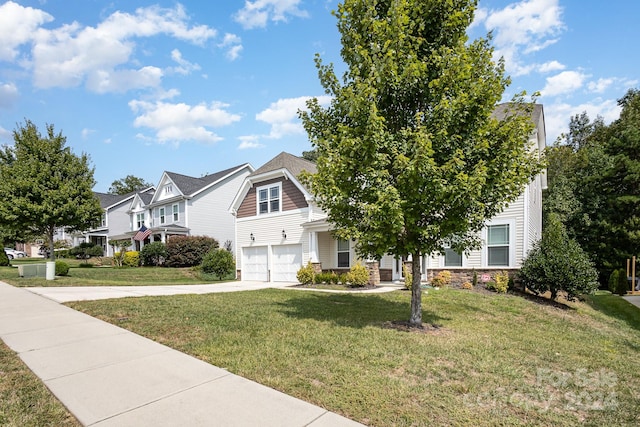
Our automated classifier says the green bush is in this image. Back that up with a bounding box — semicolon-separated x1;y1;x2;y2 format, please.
614;268;630;296
338;273;349;285
315;272;332;283
608;270;619;293
123;251;140;267
55;261;69;276
346;263;369;287
472;269;478;287
201;248;235;279
432;270;452;288
140;242;167;266
520;214;598;301
487;270;509;293
296;262;315;285
69;242;103;259
0;249;9;266
403;264;413;290
166;236;219;267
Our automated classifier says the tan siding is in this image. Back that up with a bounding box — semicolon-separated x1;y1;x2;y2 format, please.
237;178;308;219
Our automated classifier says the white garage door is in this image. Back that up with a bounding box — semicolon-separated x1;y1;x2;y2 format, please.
272;244;303;282
242;246;268;281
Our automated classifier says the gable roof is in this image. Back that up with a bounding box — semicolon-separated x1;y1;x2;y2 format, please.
94;192;128;209
492;103;544;127
249;152;316;180
165;164;251;196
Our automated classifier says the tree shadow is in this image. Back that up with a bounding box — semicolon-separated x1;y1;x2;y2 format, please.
585;293;640;333
509;288;576;311
277;293;450;330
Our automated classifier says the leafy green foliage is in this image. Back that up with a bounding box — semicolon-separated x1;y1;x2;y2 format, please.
432;271;452;288
108;175;152;195
472;270;478;287
110;240;131;267
54;261;69;276
614;268;630;296
296;262;315;285
140;242;167;266
0;249;9;267
520;215;599;301
486;271;508;293
165;236;219;268
201;248;235;280
69;242;103;259
345;263;369;287
403;264;413;290
299;0;543;325
0;120;103;260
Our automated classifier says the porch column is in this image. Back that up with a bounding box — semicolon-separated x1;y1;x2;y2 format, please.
161;231;167;243
309;231;319;263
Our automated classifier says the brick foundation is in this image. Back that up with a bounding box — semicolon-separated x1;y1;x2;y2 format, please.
366;261;380;285
427;268;518;287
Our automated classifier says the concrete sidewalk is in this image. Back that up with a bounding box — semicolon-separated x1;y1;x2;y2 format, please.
0;282;364;426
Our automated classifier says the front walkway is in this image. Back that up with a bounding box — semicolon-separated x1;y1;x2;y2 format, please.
0;281;364;426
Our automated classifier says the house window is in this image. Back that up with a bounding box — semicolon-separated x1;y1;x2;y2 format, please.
444;248;463;267
172;204;179;222
165;184;172;194
337;239;350;268
257;183;280;214
100;213;107;228
136;213;145;229
487;224;510;266
159;207;165;225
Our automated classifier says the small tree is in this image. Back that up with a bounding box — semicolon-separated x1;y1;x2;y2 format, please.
140;242;167;266
165;236;219;267
201;248;235;280
520;214;598;300
110;239;131;267
108;175;153;195
70;242;103;259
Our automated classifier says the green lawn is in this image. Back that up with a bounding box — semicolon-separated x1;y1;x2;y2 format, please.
0;263;235;287
0;341;80;427
67;288;640;426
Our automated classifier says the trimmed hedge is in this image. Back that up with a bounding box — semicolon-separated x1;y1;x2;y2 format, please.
165;236;219;267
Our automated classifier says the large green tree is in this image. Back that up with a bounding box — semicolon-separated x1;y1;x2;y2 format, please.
301;0;543;326
108;175;153;195
0;120;103;261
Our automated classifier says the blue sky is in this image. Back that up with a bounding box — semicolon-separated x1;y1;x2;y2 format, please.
0;0;638;192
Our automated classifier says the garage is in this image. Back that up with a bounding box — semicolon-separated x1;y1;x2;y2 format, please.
272;244;303;282
242;246;268;281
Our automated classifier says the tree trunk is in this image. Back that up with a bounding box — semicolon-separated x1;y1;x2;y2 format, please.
409;251;422;326
48;228;55;262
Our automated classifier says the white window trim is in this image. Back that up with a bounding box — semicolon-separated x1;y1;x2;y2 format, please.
256;182;282;216
164;184;173;194
172;203;179;222
336;239;350;268
101;212;107;228
482;218;516;268
135;212;145;229
439;247;467;268
159;207;166;225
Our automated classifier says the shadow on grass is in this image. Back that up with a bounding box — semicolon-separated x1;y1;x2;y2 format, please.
508;288;575;310
585;293;640;333
277;292;450;329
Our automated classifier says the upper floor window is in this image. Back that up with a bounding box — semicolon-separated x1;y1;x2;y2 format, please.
164;184;173;194
136;213;145;229
100;213;107;228
257;183;280;214
159;207;165;225
172;204;179;222
487;224;510;266
337;239;350;268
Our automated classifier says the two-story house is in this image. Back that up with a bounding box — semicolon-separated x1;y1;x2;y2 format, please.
230;104;547;283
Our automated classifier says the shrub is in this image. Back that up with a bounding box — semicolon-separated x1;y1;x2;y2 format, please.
608;269;619;293
165;236;219;267
140;242;167;266
346;263;369;287
488;270;509;293
296;262;315;285
431;270;452;288
55;261;69;276
0;249;9;266
461;281;473;290
338;273;349;285
201;248;235;279
472;269;478;287
614;268;630;296
315;272;332;283
403;264;413;290
123;251;140;267
520;214;598;301
69;242;103;259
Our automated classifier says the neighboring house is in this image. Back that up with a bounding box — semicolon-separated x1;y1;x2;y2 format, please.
126;164;254;251
69;188;155;256
231;105;547;283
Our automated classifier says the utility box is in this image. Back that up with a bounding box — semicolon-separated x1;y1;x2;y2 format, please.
18;264;47;278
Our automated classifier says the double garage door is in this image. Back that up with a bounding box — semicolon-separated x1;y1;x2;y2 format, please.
242;244;302;282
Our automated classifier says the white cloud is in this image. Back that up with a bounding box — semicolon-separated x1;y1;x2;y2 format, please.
237;135;265;149
587;78;615;94
538;60;565;73
541;70;587;97
20;4;216;93
0;82;19;109
476;0;564;76
234;0;308;30
256;95;331;138
168;49;201;75
218;33;243;61
129;99;241;145
544;99;621;144
0;1;53;61
81;128;95;139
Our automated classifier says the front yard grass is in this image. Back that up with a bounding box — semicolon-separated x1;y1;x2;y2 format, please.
0;263;235;287
68;288;640;426
0;341;80;426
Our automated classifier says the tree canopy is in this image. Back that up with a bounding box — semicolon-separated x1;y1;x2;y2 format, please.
0;120;103;260
108;175;153;195
300;0;543;325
